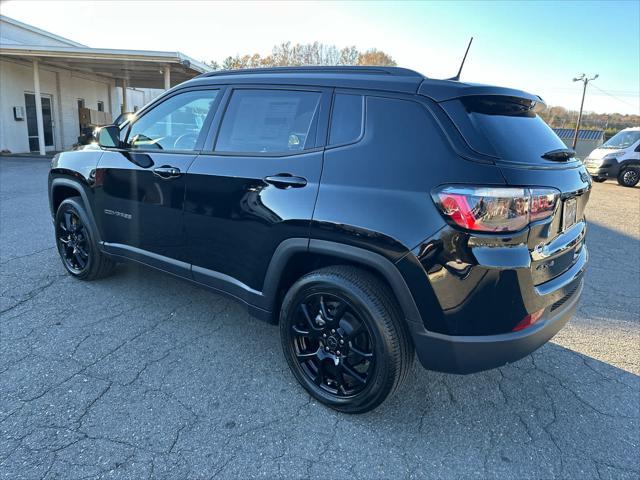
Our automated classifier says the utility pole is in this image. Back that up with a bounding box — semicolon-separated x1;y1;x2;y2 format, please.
572;73;599;149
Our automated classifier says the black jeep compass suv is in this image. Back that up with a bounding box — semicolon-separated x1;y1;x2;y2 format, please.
48;66;590;413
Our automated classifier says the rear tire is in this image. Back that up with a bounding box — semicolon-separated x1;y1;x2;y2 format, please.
279;265;414;413
591;177;606;183
55;197;116;280
617;167;639;187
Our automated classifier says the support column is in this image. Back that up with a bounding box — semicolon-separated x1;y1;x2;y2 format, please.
108;80;119;122
163;66;171;91
121;78;129;113
33;59;46;155
54;71;65;150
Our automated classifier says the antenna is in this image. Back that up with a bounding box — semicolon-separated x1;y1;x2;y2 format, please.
448;37;473;81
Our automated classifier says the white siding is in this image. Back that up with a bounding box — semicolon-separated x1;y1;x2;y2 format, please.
0;59;57;153
117;87;164;113
0;59;115;153
0;57;166;153
0;20;79;47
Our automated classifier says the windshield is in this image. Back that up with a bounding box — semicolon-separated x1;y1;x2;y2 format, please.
601;130;640;149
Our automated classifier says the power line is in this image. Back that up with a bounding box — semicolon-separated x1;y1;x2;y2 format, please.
590;82;639;109
571;73;598;149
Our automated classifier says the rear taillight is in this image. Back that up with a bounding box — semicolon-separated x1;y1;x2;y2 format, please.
432;186;559;233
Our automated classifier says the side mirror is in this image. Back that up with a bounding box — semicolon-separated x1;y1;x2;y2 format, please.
98;125;121;149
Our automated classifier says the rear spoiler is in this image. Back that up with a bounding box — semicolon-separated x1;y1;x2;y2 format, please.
418;79;545;106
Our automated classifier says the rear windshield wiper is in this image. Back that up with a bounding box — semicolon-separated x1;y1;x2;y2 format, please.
542;148;576;161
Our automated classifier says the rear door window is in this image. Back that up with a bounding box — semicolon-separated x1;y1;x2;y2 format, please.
215;89;321;154
329;93;364;145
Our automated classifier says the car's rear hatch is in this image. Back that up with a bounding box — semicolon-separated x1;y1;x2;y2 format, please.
426;85;591;287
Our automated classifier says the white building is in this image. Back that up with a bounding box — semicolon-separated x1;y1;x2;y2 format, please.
0;15;210;154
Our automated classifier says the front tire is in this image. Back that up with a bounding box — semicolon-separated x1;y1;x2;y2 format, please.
279;266;414;413
618;167;639;187
55;197;116;280
591;177;606;183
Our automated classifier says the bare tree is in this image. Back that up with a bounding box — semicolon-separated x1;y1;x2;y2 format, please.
207;42;396;70
358;49;397;66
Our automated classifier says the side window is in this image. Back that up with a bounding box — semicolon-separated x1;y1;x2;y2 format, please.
215;89;321;153
329;93;364;145
127;90;218;151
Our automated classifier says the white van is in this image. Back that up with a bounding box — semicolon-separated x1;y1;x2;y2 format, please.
584;127;640;187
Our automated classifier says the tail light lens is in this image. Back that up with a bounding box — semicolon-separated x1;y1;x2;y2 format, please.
432;186;559;233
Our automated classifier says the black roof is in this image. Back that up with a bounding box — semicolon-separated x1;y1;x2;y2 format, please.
185;65;541;103
188;66;424;94
199;66;423;78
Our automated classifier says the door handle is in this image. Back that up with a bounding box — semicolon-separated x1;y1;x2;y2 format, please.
153;165;181;179
264;174;307;189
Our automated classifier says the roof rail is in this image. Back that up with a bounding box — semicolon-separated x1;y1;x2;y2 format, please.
199;65;424;78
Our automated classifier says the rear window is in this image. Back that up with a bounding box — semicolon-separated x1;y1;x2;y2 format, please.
444;96;570;165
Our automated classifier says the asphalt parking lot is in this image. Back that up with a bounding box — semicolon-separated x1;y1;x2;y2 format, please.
1;156;638;479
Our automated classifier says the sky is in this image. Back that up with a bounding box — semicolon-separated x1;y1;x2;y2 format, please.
2;0;639;115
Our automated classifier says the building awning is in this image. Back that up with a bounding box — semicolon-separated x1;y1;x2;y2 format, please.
0;44;211;88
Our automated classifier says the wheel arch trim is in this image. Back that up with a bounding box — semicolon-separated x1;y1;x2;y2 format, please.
262;238;422;324
50;177;102;243
619;159;640;168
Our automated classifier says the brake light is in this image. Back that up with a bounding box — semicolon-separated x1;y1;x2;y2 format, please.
432;186;559;233
512;309;545;332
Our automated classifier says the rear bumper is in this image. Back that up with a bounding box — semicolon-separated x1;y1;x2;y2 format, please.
407;242;587;374
409;279;582;374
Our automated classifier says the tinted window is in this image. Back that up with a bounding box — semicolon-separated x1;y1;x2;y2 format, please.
128;90;218;151
216;89;321;153
329;93;364;145
452;96;569;165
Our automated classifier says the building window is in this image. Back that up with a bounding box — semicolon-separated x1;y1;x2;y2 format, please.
97;101;104;112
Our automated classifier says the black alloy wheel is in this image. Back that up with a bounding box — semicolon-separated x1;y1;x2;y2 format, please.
289;292;376;398
280;266;414;413
57;208;91;274
55;197;116;280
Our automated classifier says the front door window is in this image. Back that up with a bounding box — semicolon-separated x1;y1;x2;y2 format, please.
126;90;219;152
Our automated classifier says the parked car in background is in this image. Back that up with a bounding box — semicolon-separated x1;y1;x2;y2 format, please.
48;66;591;412
584;127;640;187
